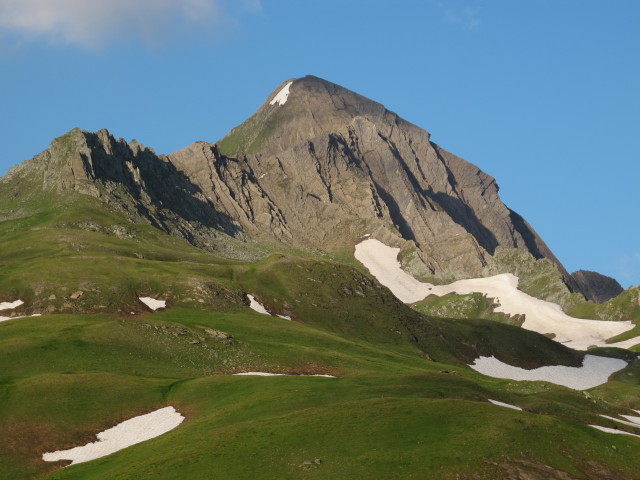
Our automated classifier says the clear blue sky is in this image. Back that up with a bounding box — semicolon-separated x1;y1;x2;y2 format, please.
1;0;638;286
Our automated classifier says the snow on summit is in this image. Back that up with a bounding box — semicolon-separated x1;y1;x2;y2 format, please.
270;81;293;106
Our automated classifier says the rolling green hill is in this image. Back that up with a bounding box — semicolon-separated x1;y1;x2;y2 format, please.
0;174;639;479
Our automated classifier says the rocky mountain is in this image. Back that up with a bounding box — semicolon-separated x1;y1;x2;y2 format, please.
189;76;567;282
2;76;640;480
1;75;624;300
571;270;624;304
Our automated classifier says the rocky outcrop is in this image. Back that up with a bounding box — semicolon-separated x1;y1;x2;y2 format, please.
2;128;245;255
571;270;623;304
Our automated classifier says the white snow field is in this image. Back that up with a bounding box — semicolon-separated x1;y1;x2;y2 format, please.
589;425;640;439
269;81;293;106
488;399;522;411
469;355;627;390
42;406;184;465
0;299;23;310
354;239;639;350
138;297;166;311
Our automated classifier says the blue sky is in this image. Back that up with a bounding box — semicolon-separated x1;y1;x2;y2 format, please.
0;0;638;286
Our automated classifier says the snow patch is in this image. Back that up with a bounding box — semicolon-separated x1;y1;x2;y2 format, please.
139;297;166;311
247;294;291;320
269;81;293;106
0;313;42;323
233;372;336;377
599;415;640;429
589;425;640;439
488;399;522;411
354;239;431;303
0;300;23;311
354;239;635;350
603;335;640;349
247;294;270;315
620;411;640;425
234;372;284;376
469;355;627;390
42;406;184;465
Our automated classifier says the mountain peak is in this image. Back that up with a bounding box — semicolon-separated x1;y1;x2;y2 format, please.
217;76;402;157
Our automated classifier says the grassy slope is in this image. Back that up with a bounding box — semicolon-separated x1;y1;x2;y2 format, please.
2;309;639;480
0;185;639;479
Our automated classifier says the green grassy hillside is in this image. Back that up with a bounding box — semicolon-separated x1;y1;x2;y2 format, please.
1;173;639;479
2;308;639;480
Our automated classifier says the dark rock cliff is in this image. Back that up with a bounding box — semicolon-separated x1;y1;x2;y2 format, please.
571;270;623;303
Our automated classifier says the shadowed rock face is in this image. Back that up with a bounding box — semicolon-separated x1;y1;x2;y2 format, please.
571;270;624;303
2;128;243;253
173;75;576;285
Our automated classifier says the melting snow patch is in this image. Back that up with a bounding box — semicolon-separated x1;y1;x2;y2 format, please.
354;239;635;350
0;300;23;311
605;335;640;349
469;355;627;390
354;239;431;303
599;415;640;429
42;406;184;465
139;297;166;311
247;295;291;320
247;294;270;315
589;425;640;439
233;372;336;378
0;313;42;323
488;399;522;411
269;81;293;106
621;411;640;425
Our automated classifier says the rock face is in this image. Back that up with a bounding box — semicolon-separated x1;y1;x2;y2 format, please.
2;128;244;254
1;75;587;292
571;270;623;303
173;76;576;285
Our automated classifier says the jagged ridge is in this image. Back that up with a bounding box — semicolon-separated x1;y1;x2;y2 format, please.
3;75;620;299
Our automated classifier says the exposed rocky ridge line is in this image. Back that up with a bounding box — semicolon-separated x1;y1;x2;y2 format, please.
1;75;594;296
2;128;248;256
571;270;623;304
